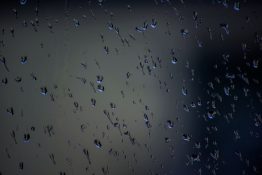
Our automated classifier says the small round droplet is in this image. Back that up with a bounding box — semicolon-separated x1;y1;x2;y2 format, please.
20;0;27;5
171;57;178;64
110;102;116;109
166;120;174;129
207;110;216;119
182;134;191;142
94;139;102;148
40;87;48;95
91;98;96;107
165;137;171;143
182;86;187;96
144;113;149;121
24;133;30;142
20;56;27;64
97;84;105;92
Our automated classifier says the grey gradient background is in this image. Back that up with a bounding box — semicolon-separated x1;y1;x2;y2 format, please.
0;0;262;174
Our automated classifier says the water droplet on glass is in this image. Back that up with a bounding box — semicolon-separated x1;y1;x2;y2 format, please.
94;139;102;148
20;0;27;5
166;120;174;128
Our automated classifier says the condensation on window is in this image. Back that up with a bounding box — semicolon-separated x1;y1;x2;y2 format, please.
0;0;261;175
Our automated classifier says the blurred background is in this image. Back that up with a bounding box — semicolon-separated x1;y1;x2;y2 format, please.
0;0;261;174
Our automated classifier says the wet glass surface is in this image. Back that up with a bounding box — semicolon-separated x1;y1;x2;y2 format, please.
0;0;261;174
